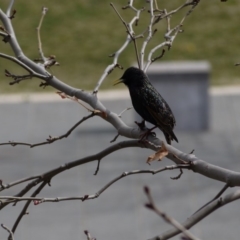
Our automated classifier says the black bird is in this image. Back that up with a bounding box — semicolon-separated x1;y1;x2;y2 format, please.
115;67;178;144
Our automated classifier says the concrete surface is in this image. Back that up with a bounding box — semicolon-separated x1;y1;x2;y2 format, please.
0;88;240;240
148;61;210;131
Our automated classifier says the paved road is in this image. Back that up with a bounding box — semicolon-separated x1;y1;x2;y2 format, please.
0;91;240;240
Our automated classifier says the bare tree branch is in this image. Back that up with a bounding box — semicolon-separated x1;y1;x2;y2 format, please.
118;107;132;118
0;1;239;239
144;186;201;240
116;2;142;69
6;0;15;17
93;1;144;93
0;164;190;204
10;181;47;238
0;112;95;148
0;175;40;192
0;140;145;210
1;135;240;201
192;183;229;214
36;7;48;62
0;1;199;146
34;7;59;68
154;0;199;23
152;189;240;240
1;224;14;240
144;0;200;72
84;230;96;240
0;53;50;80
0;31;8;37
140;0;155;69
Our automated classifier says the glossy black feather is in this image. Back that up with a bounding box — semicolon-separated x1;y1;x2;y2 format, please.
119;67;178;144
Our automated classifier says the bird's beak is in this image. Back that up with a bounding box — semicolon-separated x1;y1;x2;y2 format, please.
113;78;124;86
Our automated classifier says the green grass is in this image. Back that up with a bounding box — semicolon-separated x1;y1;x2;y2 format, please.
0;0;240;93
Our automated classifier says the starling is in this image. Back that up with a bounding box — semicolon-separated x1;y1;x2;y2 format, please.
115;67;178;144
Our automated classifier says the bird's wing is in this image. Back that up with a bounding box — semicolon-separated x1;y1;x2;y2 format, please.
146;105;175;128
144;85;175;129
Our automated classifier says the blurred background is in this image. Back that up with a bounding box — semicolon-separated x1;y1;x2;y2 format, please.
1;0;240;93
1;1;240;240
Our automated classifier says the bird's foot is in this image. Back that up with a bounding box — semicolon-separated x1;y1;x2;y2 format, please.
134;120;146;131
138;126;157;143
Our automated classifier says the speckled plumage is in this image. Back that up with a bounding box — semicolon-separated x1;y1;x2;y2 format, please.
119;67;178;144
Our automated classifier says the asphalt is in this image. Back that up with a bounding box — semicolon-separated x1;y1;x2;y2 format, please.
0;89;240;240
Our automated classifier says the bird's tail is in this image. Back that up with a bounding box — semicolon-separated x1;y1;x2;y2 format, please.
171;131;178;143
164;131;178;145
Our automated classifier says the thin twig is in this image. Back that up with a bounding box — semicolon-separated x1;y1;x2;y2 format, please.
5;69;33;85
0;31;8;37
94;159;101;175
170;168;183;180
144;186;201;240
154;0;159;11
57;92;104;114
110;3;141;69
6;0;15;17
110;133;120;143
144;41;170;71
153;0;196;24
152;189;240;240
84;230;96;240
140;0;155;69
0;164;190;204
192;183;229;215
0;175;40;192
10;181;47;237
151;49;166;63
118;107;132;118
144;0;200;72
36;7;48;62
93;2;144;93
8;9;16;20
1;224;14;240
0;53;50;80
0;113;95;148
0;140;145;209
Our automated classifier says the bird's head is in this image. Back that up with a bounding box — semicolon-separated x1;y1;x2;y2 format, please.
114;67;146;88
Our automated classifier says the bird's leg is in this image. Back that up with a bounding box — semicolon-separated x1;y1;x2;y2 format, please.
134;119;146;131
135;120;157;141
139;126;157;142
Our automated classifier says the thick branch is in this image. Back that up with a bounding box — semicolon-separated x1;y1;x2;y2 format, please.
0;113;239;203
1;139;240;211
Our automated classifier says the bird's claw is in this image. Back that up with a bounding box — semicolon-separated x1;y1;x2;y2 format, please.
139;128;156;142
150;131;156;137
134;120;146;131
